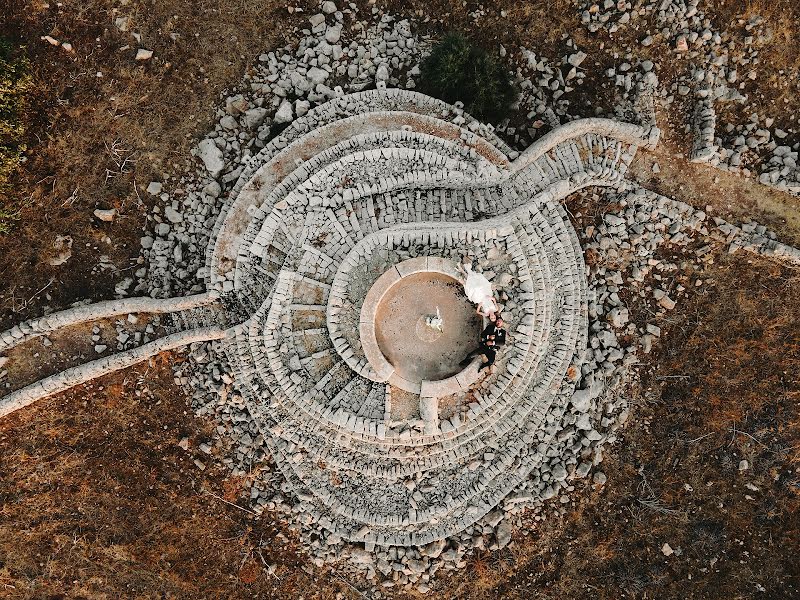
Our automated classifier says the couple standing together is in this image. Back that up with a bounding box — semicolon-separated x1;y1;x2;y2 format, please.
459;263;507;373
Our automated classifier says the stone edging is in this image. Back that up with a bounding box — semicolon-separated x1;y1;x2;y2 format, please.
0;291;220;353
357;256;481;397
510;117;660;174
0;326;228;419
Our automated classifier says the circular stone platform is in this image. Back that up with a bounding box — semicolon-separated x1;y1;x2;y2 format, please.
192;88;636;547
375;271;481;385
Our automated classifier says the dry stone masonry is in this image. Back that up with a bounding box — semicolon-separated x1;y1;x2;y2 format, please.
0;85;662;577
195;87;657;549
3;2;800;593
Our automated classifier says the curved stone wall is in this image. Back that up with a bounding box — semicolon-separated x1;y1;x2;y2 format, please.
200;89;650;545
0;89;661;547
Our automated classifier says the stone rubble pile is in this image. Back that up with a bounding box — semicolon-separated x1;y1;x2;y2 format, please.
576;0;799;196
508;41;658;147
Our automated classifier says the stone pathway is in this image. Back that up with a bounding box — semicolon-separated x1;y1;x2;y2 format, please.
0;90;656;547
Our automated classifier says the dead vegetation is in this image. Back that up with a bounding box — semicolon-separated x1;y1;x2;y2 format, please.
418;253;800;600
0;0;308;328
0;356;339;599
0;0;799;598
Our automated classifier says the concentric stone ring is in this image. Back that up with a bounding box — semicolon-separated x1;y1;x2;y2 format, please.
196;89;657;545
0;88;660;549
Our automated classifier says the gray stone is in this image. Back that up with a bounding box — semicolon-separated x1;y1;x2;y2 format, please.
307;66;329;86
376;63;390;82
495;519;513;549
93;208;117;222
165;206;183;224
274;99;294;124
309;14;326;27
244;107;268;129
197;139;225;177
568;51;587;67
325;26;342;44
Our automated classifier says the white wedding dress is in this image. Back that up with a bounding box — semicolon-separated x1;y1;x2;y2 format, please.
462;265;497;316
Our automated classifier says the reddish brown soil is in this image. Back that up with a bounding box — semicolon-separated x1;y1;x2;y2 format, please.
1;1;799;598
421;253;800;600
0;356;343;599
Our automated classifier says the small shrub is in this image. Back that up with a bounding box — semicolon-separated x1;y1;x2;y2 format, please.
0;36;32;233
418;32;517;123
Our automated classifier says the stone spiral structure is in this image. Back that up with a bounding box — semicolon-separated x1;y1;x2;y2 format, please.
0;89;661;546
198;89;658;545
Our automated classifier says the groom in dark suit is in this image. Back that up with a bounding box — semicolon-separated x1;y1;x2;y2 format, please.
460;316;507;372
481;316;506;347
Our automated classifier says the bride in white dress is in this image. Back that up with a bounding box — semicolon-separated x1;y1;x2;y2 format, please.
461;263;499;319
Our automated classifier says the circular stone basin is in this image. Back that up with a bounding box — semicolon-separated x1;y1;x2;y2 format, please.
375;272;482;384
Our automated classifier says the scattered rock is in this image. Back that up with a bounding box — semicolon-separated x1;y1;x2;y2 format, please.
164;206;183;224
568;51;587;67
48;235;73;266
274;99;294;124
495;519;513;549
93;208;117;222
197;139;225;177
244;107;268;129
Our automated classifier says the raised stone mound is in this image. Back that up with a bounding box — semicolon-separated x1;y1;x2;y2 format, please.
193;88;655;546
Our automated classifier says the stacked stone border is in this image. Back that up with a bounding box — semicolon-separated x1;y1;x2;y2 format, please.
356;256;478;396
0;90;671;550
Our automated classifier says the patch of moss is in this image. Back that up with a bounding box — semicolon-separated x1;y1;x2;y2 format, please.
418;32;517;123
0;37;32;233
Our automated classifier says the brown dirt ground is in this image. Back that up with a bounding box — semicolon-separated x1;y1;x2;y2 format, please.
426;207;800;600
0;355;341;600
1;0;800;598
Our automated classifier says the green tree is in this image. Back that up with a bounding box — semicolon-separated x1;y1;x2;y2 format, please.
418;32;517;123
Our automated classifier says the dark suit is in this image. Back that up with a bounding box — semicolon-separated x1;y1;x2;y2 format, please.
462;342;497;371
481;323;506;347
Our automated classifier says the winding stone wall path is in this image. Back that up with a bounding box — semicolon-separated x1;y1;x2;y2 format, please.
0;90;664;547
0;326;228;418
0;291;220;353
